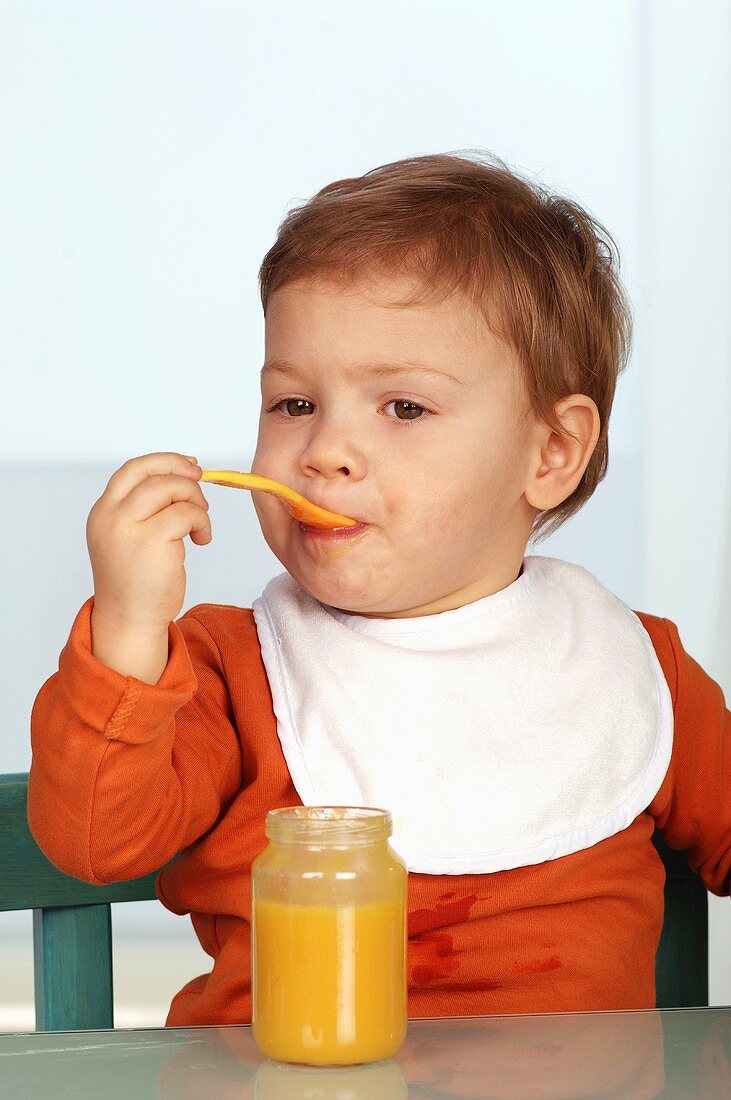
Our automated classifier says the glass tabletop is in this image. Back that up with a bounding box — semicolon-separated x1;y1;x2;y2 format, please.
1;1007;730;1098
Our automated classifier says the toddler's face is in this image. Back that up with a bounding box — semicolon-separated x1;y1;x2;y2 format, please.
251;273;539;616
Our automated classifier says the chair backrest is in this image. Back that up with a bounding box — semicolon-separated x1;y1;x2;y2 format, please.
652;828;708;1008
0;772;173;1030
0;772;709;1030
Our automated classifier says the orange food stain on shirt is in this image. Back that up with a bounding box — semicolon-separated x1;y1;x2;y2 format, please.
513;955;563;974
409;893;481;936
411;932;461;986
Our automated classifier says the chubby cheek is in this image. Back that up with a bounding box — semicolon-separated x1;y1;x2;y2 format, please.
250;437;275;478
251;492;288;542
422;461;482;520
409;472;498;559
393;486;464;556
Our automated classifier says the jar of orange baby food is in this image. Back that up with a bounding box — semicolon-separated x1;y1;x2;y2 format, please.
251;806;408;1066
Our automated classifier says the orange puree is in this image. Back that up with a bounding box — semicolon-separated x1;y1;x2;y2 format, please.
252;896;407;1065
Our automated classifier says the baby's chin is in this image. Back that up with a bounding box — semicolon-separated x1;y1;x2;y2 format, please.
289;566;384;614
280;553;401;616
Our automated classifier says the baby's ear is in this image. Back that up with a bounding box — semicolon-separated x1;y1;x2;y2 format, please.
524;395;600;510
556;395;601;453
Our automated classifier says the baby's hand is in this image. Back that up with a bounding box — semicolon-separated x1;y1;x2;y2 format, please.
86;451;211;637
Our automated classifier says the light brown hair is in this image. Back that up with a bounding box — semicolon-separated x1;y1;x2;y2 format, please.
258;149;634;543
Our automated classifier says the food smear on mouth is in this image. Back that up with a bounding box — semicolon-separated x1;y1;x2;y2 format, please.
298;521;372;560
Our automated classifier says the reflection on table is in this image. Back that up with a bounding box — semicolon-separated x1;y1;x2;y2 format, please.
1;1007;731;1098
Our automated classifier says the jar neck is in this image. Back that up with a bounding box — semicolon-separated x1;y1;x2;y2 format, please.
265;806;392;847
268;836;390;850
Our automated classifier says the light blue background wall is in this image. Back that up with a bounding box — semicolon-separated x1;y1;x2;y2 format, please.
3;0;730;1023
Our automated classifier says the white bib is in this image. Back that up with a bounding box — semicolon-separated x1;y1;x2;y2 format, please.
251;555;673;874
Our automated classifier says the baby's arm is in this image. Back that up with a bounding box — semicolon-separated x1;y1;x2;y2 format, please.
27;597;242;885
648;616;731;895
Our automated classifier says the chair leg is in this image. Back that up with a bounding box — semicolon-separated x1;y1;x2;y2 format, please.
33;904;114;1031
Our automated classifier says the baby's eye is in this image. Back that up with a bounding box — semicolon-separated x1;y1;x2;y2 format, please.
383;399;428;423
269;398;314;417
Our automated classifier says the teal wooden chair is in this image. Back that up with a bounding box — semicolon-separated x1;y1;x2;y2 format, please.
0;772;176;1031
0;772;709;1031
652;828;709;1007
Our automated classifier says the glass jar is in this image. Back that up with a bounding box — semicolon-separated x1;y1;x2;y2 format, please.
251;806;408;1066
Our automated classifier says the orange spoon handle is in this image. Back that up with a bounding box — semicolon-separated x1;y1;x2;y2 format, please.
199;469;359;529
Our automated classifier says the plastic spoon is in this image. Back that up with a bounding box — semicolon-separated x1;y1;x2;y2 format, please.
200;469;360;530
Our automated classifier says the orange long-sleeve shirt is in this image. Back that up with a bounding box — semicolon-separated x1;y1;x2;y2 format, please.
27;595;731;1026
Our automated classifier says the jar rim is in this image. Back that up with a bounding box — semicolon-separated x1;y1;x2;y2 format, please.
265;805;392;843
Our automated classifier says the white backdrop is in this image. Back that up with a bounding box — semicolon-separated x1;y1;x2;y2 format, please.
2;0;730;1019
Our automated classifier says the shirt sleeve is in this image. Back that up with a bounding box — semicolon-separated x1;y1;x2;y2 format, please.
648;615;731;896
27;596;243;884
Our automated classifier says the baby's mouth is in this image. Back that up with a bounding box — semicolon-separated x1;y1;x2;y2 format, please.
298;520;371;541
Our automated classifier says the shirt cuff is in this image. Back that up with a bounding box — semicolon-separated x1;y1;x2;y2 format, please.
57;596;198;744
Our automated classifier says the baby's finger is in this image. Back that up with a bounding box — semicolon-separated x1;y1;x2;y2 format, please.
104;453;201;505
148;502;212;544
121;473;210;524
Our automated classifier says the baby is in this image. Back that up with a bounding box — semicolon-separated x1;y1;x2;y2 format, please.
28;150;731;1027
